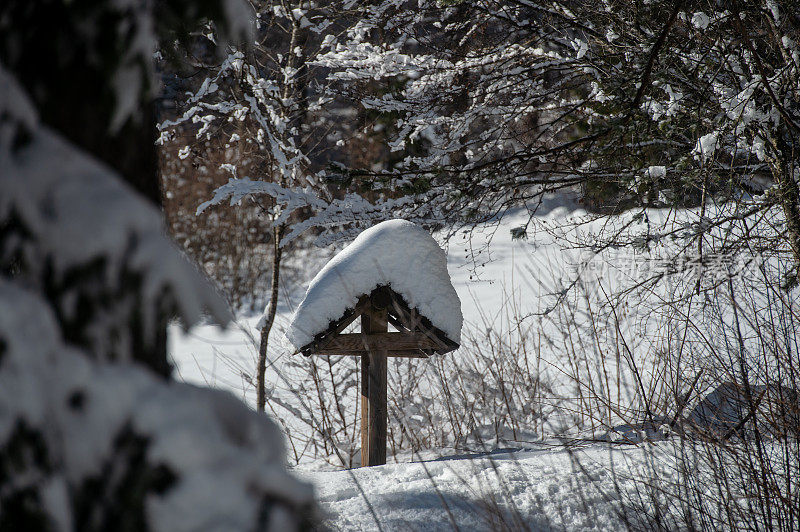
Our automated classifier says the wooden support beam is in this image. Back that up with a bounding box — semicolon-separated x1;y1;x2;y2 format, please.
302;286;459;357
314;350;429;358
360;304;387;467
385;290;459;354
301;296;370;355
315;331;440;355
360;351;369;466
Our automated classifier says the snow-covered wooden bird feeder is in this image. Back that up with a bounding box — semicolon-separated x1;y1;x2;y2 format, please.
285;219;462;466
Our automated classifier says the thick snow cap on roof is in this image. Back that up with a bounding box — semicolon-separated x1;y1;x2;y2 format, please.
286;219;462;349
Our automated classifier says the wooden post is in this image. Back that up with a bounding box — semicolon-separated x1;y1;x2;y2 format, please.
360;351;370;466
360;295;388;466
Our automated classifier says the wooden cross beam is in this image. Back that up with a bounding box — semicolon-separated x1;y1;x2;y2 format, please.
311;332;438;356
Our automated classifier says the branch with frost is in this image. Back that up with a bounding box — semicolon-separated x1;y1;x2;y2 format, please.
110;0;251;131
197;177;327;219
194;175;434;248
318;0;798;206
158;50;307;180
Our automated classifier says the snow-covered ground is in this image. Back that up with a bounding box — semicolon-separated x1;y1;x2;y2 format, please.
304;443;671;531
169;197;776;529
307;436;799;531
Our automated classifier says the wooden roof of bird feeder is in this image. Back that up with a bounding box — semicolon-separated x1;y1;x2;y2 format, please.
296;285;458;359
285;220;462;466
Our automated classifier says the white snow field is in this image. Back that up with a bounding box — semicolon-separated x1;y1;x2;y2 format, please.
304;444;673;531
169;196;774;529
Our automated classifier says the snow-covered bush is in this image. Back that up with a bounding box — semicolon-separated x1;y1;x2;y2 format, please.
524;210;800;529
606;271;800;530
1;30;316;529
0;281;314;530
0;86;230;373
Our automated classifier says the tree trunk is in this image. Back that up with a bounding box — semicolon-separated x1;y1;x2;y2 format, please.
255;3;308;410
257;224;284;412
